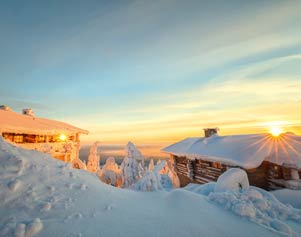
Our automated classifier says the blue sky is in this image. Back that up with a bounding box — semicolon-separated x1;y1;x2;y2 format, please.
1;0;301;143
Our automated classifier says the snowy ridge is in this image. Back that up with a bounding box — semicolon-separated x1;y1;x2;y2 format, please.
0;137;301;237
163;133;301;169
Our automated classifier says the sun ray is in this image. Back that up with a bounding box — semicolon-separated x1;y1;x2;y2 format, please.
280;137;301;157
244;134;271;150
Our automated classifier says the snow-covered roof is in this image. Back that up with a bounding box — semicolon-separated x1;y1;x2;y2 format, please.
0;109;88;135
163;133;301;169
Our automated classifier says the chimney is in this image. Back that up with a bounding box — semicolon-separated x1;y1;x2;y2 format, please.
22;108;34;116
0;105;11;111
203;128;219;138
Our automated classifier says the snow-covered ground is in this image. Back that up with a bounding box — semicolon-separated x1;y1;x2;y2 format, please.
0;137;300;237
271;189;301;209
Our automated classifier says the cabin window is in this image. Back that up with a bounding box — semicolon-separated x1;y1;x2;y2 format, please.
37;135;46;143
24;134;36;143
13;134;24;143
49;136;56;142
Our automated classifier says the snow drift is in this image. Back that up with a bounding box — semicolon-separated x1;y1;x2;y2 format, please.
0;137;301;237
186;168;301;236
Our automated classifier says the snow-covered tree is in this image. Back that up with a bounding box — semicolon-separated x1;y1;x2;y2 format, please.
72;158;87;170
134;160;167;191
98;157;122;187
120;142;145;188
86;142;100;173
148;159;154;171
157;159;180;188
166;160;180;188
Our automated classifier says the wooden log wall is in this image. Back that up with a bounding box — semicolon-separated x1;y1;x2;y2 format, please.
174;156;227;185
174;155;300;190
174;156;192;178
194;159;227;184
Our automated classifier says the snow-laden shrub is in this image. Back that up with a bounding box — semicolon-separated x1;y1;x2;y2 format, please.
133;160;167;191
133;171;162;191
98;157;121;187
214;168;249;193
86;142;100;173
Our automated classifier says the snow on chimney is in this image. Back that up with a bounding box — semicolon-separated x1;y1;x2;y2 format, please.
0;105;11;111
203;128;219;138
22;108;35;116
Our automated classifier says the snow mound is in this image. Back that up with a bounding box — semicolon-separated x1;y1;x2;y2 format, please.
208;187;301;236
215;168;249;192
184;183;216;196
185;168;301;236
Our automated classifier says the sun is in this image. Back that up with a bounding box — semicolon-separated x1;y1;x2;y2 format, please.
270;126;283;137
59;134;67;141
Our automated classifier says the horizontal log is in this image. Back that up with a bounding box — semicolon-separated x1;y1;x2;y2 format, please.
194;168;222;176
194;176;215;183
206;167;223;172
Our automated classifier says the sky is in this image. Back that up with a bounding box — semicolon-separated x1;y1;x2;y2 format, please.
1;0;301;146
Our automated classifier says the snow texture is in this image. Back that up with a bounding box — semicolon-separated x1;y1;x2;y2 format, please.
1;136;301;237
185;168;301;237
272;189;301;209
0;108;88;135
163;133;301;169
215;168;249;192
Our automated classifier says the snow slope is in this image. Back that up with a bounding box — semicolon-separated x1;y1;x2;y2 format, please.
0;137;300;237
272;189;301;209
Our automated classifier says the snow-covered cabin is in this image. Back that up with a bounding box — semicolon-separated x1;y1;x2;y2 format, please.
163;128;301;190
0;105;88;163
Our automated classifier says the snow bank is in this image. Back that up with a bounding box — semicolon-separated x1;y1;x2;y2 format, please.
215;168;249;192
185;168;301;236
272;189;301;209
208;187;301;236
1;136;300;237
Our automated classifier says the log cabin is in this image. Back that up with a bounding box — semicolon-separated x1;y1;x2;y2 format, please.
163;128;301;190
0;105;88;165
